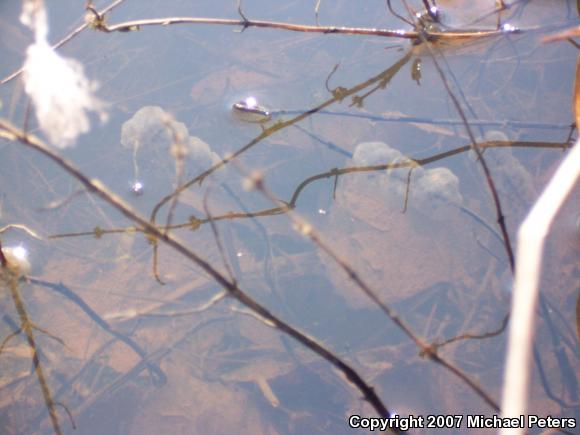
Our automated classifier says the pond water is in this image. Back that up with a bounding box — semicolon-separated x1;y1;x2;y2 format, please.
1;1;579;434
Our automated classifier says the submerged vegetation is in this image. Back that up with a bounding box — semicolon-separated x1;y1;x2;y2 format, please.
0;1;579;434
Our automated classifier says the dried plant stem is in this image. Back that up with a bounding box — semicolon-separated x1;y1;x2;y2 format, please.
500;140;580;434
0;239;7;267
0;120;400;430
247;167;501;412
47;140;568;242
0;0;127;86
28;278;166;385
203;189;237;284
2;272;62;435
147;50;412;282
413;28;515;271
0;223;44;239
149;51;412;224
90;14;512;41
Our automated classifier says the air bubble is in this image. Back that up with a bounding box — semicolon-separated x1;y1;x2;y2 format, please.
130;180;144;196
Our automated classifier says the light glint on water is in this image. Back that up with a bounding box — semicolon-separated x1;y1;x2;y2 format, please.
2;245;31;276
244;96;258;109
11;246;28;261
130;180;144;196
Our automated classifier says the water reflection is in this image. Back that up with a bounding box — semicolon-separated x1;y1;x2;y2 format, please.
0;0;579;434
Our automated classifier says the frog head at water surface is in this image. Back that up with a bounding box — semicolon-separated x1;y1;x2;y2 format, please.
232;96;272;123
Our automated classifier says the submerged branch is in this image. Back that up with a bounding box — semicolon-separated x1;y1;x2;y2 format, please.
46;139;567;241
1;271;62;435
0;119;402;431
89;14;518;42
414;27;516;271
245;165;502;413
28;278;167;386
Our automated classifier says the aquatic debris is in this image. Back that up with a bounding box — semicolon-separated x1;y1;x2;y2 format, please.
1;245;31;276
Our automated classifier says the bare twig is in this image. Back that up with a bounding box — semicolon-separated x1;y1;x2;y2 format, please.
0;326;21;355
103;291;228;320
0;0;127;85
0;239;7;268
236;0;249;30
91;14;518;42
163;115;188;235
409;13;516;271
314;0;322;26
386;0;414;26
0;119;401;428
46;140;568;242
0;223;43;240
28;277;167;385
149;50;413;227
426;313;509;354
1;272;62;435
203;189;237;284
241;164;501;412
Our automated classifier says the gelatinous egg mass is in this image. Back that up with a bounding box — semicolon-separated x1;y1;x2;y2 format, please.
351;141;462;220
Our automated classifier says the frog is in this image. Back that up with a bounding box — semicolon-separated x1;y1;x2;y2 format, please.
231;97;271;123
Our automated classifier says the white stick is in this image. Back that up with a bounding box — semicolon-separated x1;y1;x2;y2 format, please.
500;139;580;434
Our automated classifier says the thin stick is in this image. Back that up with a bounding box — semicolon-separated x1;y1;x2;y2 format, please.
410;17;515;271
2;272;62;435
149;50;413;229
203;189;237;284
46;140;568;242
243;164;501;412
0;120;401;428
162;117;188;235
92;15;518;41
500;140;580;434
0;0;127;85
28;278;166;385
0;223;44;239
0;239;7;268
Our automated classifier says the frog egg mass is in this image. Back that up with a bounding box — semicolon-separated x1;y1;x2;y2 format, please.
352;141;404;167
351;141;462;220
120;106;222;195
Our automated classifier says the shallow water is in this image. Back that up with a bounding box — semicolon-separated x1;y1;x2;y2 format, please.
1;1;579;434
